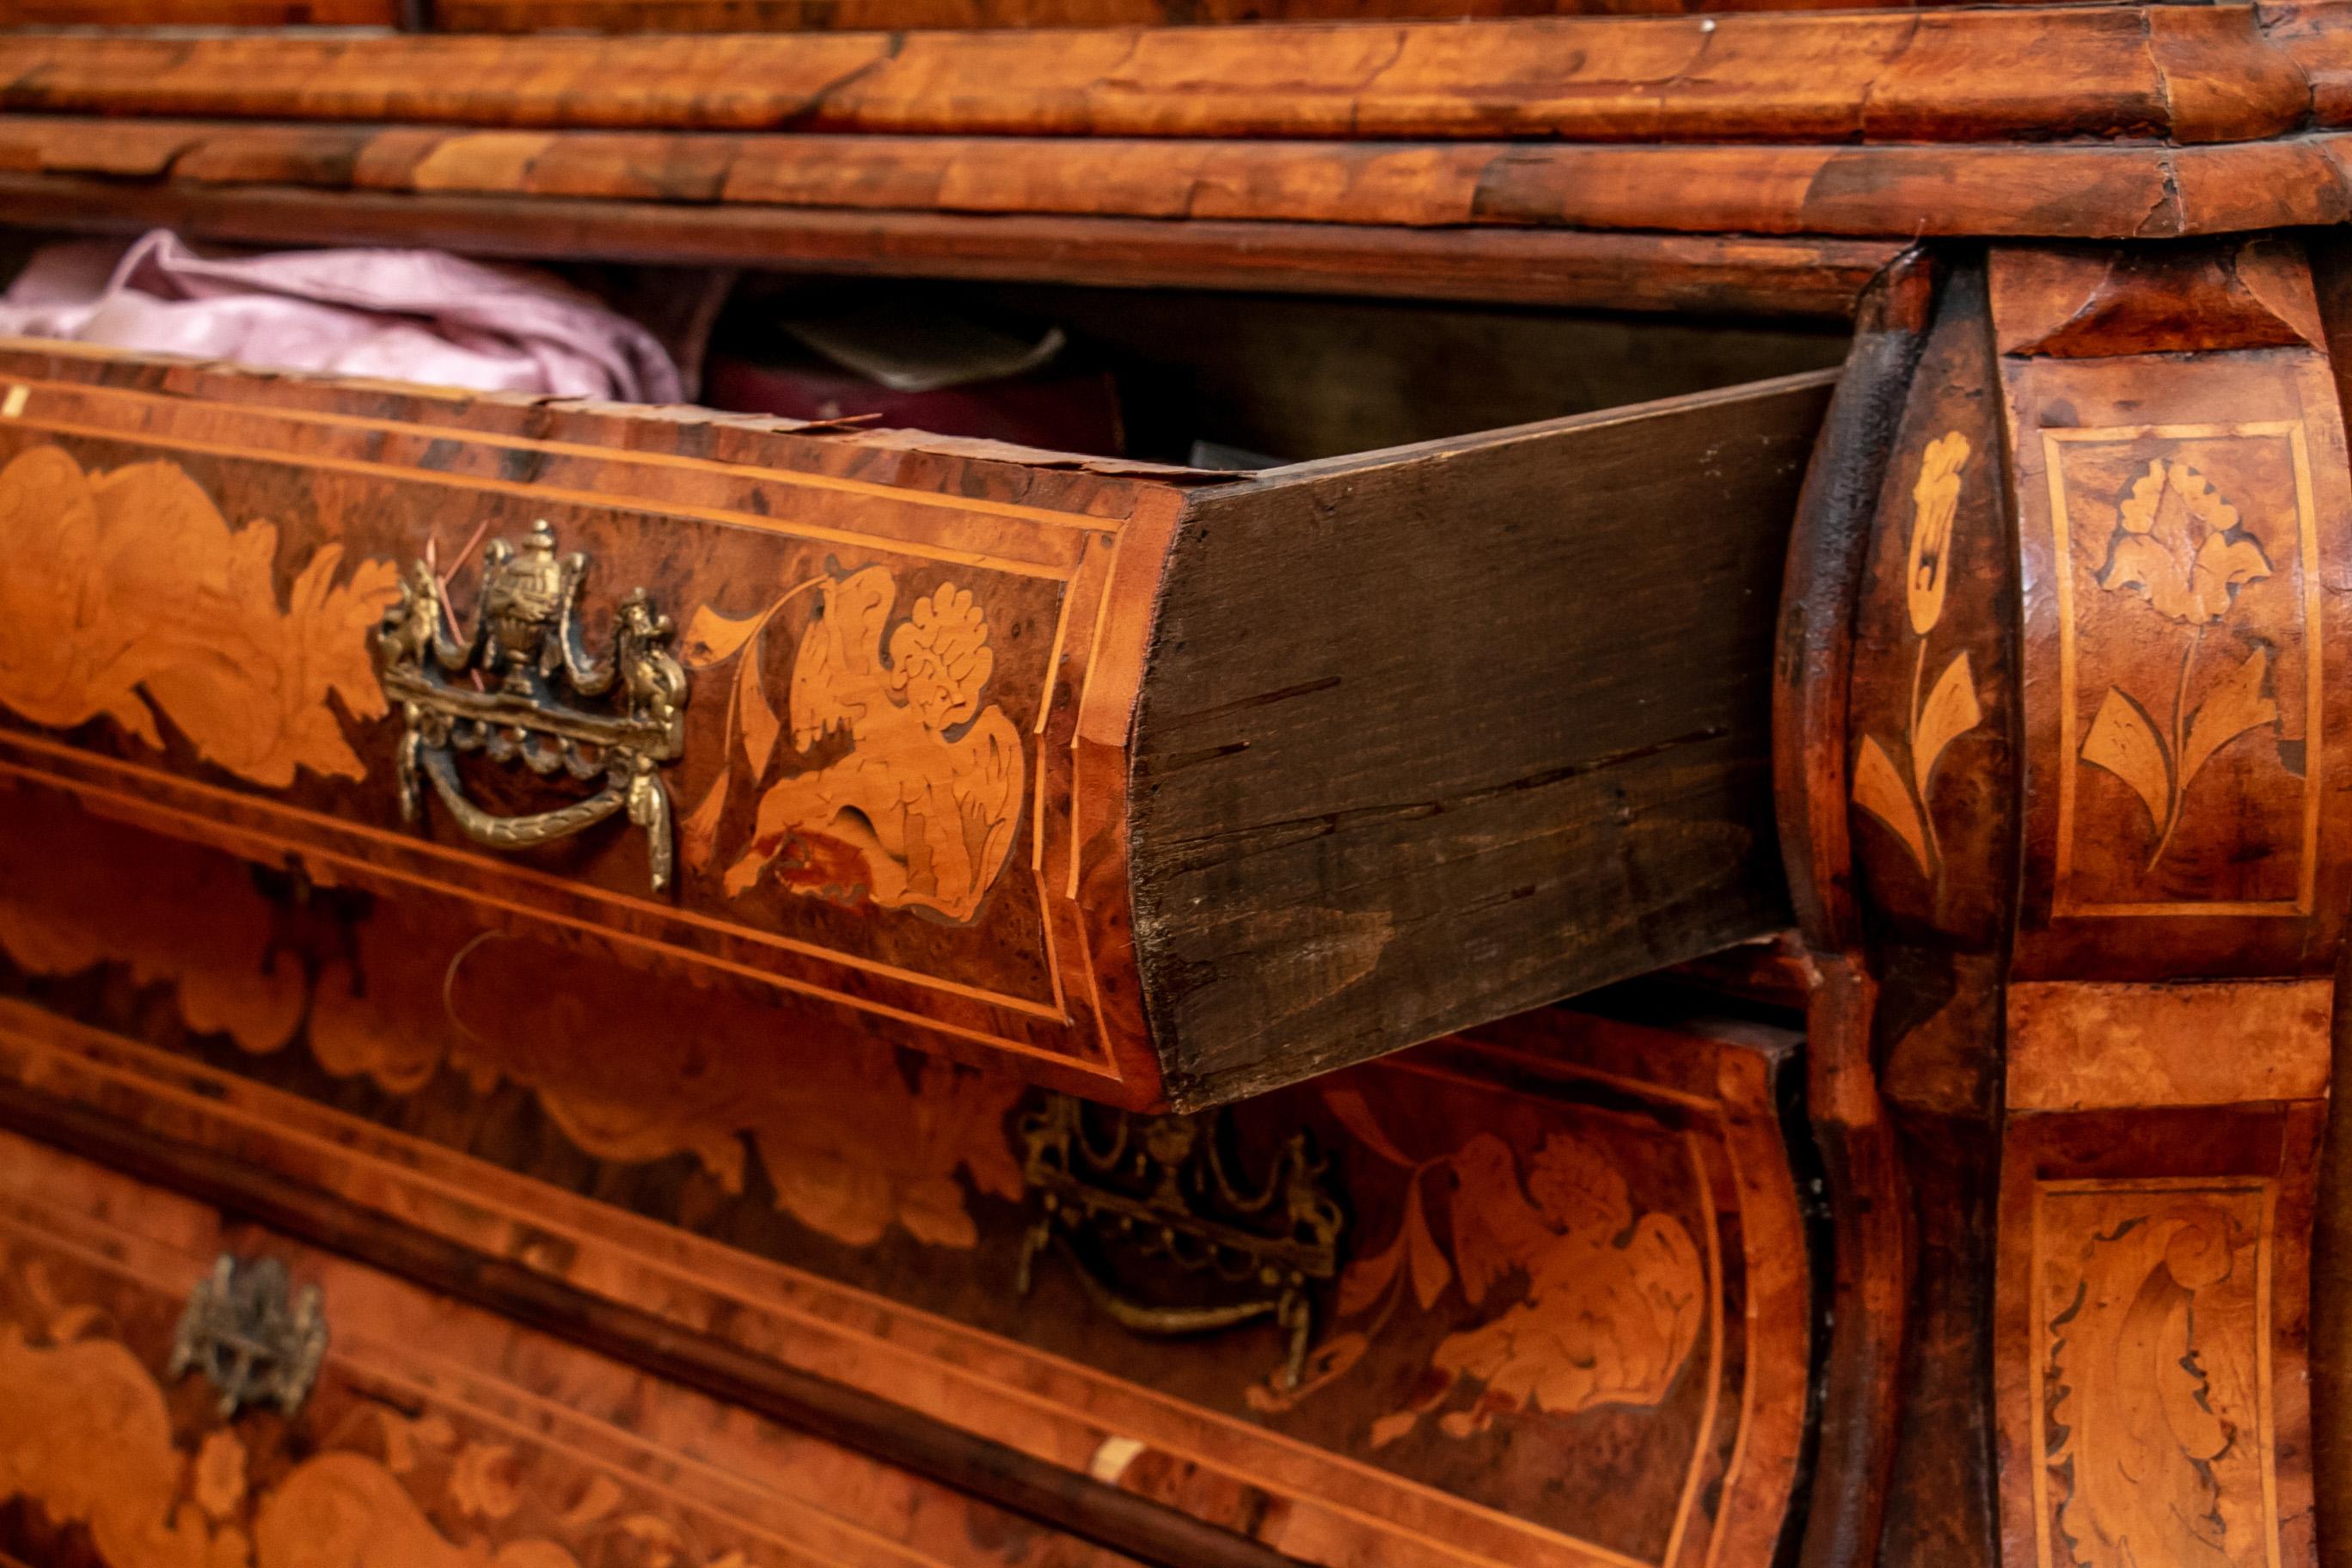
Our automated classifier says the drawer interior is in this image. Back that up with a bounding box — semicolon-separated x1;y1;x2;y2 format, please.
0;236;1852;463
693;273;1849;464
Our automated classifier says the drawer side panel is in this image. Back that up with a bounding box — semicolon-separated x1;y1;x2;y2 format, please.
1130;372;1832;1103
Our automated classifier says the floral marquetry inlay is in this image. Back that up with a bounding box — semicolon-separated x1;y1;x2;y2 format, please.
0;445;399;788
681;562;1025;922
1854;431;1986;879
0;1241;875;1568
2031;1182;2279;1568
1251;1087;1707;1452
2043;422;2320;915
2081;460;2281;872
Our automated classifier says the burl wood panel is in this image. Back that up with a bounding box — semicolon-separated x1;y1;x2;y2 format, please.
0;338;1820;1107
1780;238;2352;1568
0;1126;1146;1568
0;858;1814;1568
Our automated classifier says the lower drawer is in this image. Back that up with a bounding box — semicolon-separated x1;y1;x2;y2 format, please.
0;1126;1139;1568
0;857;1815;1568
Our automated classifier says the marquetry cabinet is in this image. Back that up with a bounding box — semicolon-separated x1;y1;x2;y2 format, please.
4;5;2352;1568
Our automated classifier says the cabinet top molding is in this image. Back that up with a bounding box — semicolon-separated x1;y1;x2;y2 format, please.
3;3;2349;248
0;3;2335;148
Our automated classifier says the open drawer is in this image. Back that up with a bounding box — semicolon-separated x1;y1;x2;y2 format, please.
0;336;1829;1107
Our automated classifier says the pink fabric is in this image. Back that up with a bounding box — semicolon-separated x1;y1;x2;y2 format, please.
0;230;682;402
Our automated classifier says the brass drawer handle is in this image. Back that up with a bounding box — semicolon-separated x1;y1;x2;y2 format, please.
378;521;688;893
1015;1097;1345;1392
169;1253;329;1421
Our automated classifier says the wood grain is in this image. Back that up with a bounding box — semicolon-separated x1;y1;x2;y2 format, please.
1131;371;1830;1104
426;0;2179;34
2305;231;2352;1568
1994;1103;2324;1568
2007;979;2335;1110
3;0;396;20
0;11;2313;144
0;344;1175;1101
0;1124;1177;1568
1994;241;2352;980
1768;238;2352;1568
4;116;2352;242
0;175;1895;319
1836;259;2016;1568
1773;250;1934;1568
1817;239;2352;1568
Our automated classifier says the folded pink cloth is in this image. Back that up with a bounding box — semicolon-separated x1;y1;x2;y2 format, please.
0;230;683;402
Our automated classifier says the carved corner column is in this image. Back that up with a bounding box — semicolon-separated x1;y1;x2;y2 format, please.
1776;246;1935;1568
1781;237;2352;1568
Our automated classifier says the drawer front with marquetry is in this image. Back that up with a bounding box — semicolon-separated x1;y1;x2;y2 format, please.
0;1123;1141;1568
0;339;1825;1107
0;842;1815;1568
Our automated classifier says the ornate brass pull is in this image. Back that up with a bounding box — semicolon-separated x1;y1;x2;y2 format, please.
169;1253;329;1421
377;521;688;893
1015;1096;1344;1391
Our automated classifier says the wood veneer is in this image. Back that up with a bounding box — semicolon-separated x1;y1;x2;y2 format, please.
426;0;2192;34
0;12;2311;144
6;119;2350;244
0;1123;1185;1568
0;177;1898;318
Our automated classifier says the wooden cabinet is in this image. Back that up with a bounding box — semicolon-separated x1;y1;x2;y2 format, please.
3;8;2352;1568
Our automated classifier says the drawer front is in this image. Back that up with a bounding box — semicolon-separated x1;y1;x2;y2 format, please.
0;340;1178;1101
0;1124;1142;1568
0;844;1813;1568
0;340;1824;1106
